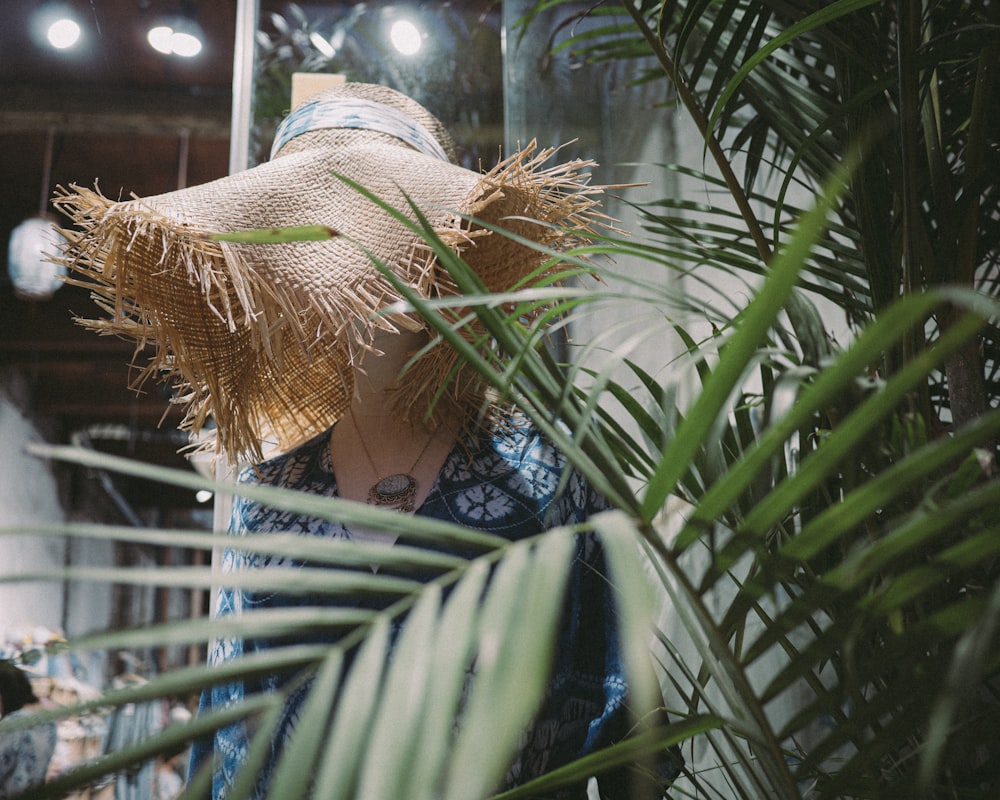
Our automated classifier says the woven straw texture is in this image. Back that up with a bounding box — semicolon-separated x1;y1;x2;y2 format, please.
53;85;608;463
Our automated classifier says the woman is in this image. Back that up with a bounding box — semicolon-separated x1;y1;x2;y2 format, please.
55;82;681;799
0;662;57;798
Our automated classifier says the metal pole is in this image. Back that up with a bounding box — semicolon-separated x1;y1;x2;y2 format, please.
229;0;259;175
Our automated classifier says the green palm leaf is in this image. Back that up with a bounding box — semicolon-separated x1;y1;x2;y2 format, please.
8;3;998;798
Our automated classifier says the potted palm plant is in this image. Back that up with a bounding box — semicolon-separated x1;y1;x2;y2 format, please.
4;1;997;798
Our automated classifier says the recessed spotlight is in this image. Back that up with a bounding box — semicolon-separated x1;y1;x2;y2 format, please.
147;25;175;54
389;19;422;56
47;17;81;49
170;30;203;58
146;17;204;58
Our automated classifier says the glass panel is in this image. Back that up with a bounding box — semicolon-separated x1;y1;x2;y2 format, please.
246;2;674;215
251;1;504;169
502;1;682;377
502;1;673;189
244;0;682;376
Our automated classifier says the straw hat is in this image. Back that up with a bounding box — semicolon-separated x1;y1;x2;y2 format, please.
53;83;607;463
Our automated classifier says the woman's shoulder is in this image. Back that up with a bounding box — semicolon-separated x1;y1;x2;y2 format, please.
436;411;608;530
474;412;567;464
453;411;575;491
237;427;335;490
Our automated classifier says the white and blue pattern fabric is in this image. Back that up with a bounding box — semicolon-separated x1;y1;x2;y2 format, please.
0;710;57;797
188;415;681;800
270;97;451;162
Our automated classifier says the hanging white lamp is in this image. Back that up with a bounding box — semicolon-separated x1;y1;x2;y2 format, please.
7;126;66;301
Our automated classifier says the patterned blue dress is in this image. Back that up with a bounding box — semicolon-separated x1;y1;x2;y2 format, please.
189;415;679;799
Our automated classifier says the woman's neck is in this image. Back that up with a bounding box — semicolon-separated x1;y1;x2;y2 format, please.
349;324;432;422
331;322;460;517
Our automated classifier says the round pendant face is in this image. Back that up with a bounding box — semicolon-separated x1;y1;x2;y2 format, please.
375;474;414;498
368;473;417;511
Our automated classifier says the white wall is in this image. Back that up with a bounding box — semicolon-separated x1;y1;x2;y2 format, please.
0;375;112;686
0;378;68;640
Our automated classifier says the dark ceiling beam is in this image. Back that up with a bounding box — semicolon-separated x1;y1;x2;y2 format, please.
0;339;141;357
35;401;175;417
0;82;231;138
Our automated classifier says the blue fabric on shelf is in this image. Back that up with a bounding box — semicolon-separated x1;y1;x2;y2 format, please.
0;710;57;799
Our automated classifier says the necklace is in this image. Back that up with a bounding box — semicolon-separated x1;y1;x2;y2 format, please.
349;413;437;512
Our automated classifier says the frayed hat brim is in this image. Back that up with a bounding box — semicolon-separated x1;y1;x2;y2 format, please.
53;87;608;463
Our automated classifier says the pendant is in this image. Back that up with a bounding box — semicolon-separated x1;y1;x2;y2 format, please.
368;473;417;512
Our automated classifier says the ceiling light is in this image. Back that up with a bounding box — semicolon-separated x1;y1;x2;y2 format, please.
170;30;203;58
32;5;83;52
46;17;81;49
147;24;175;55
146;17;204;58
389;19;422;56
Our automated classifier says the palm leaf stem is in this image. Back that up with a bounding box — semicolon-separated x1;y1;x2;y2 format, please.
729;307;986;545
25;442;504;552
955;2;998;289
640;532;802;799
650;628;776;800
490;717;721;800
734;430;1000;666
918;574;1000;795
643;158;852;520
620;0;775;265
706;0;881;139
896;0;929;350
0;524;466;574
14;695;279;800
44;607;374;654
321;168;643;513
0;646;327;738
1;565;421;598
264;652;344;800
